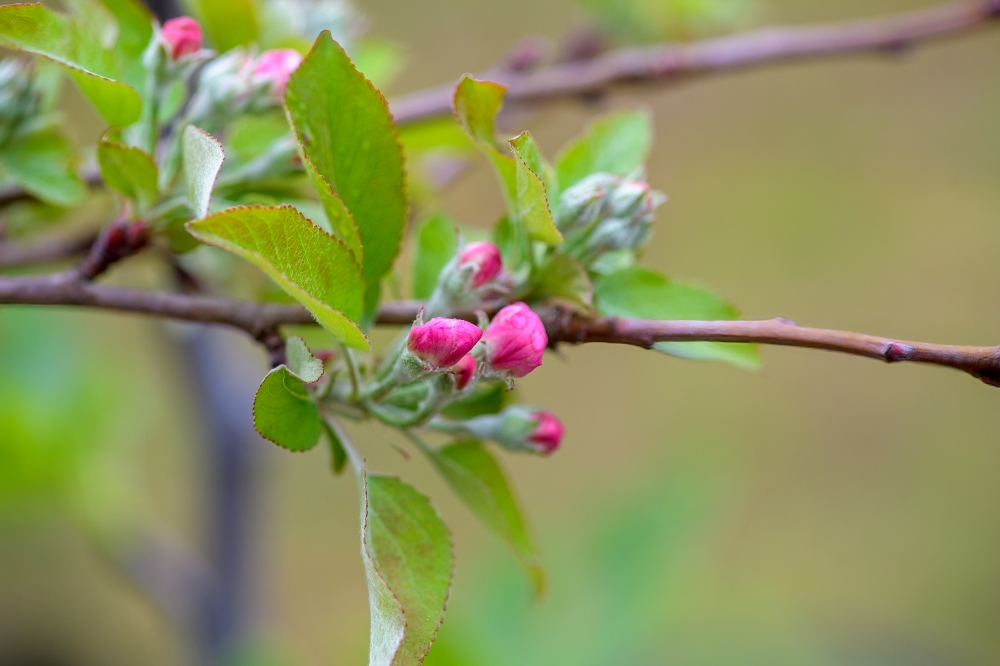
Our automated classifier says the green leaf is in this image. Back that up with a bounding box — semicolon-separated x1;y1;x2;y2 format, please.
452;75;516;205
0;3;141;127
361;472;453;666
508;130;558;207
509;132;563;246
555;109;653;193
182;125;225;219
427;440;544;597
97;139;158;211
0;128;85;206
322;420;347;475
186;205;369;350
533;253;593;309
440;381;510;420
285;31;407;303
95;0;153;90
594;266;761;370
253;366;321;451
285;336;323;383
189;0;258;52
226;111;290;163
302;155;363;262
412;213;458;300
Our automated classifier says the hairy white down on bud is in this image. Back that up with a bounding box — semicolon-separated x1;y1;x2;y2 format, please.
556;169;667;267
424;254;507;318
185;49;274;129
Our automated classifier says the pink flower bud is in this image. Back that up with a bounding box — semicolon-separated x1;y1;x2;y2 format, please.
528;411;564;454
161;17;202;61
458;241;502;287
407;318;483;370
450;354;477;390
482;302;547;378
254;49;303;96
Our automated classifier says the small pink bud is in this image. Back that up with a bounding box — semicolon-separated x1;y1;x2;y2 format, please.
450;354;477;390
254;49;303;96
482;302;547;378
407;318;483;369
458;241;502;287
528;411;564;454
161;17;202;60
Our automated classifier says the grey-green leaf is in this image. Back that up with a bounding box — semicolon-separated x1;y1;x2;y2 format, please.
361;472;453;666
253;366;322;451
412;213;458;300
594;266;761;370
182;125;225;219
0;3;141;127
427;440;545;596
285;336;323;383
97;139;158;211
285;32;407;299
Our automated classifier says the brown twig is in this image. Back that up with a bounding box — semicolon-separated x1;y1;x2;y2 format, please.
1;276;997;385
0;1;997;210
389;0;1000;123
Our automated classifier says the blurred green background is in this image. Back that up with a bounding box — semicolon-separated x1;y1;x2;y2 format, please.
3;0;1000;664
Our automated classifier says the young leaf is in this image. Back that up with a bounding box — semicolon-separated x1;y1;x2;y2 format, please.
509;133;563;246
182;126;225;219
532;253;594;309
302;155;363;262
555;109;653;192
440;381;510;420
594;266;761;370
0;3;141;127
412;213;458;300
97;139;158;211
186;205;369;350
322;420;347;475
285;32;407;304
361;472;453;666
426;440;545;596
253;366;322;451
191;0;259;52
452;75;516;205
285;336;323;383
0;128;85;206
94;0;153;89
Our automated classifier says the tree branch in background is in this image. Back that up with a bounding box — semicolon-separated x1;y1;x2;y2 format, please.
0;1;997;208
1;274;997;385
389;0;1000;123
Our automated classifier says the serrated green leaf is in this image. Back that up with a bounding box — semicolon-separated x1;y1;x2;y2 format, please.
322;420;347;475
0;3;141;127
189;0;258;52
182;125;225;219
533;253;593;309
412;213;458;300
427;439;544;597
285;336;323;383
302;155;363;262
555;109;653;192
253;366;321;451
186;205;369;350
453;75;517;205
594;266;761;370
97;139;158;211
285;31;407;307
0;128;85;206
509;130;558;209
509;132;563;246
362;472;453;666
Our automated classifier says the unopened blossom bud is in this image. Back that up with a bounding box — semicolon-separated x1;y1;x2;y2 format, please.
451;354;477;391
161;17;202;60
482;302;547;378
457;242;502;287
435;405;564;455
407;317;483;370
254;49;303;97
557;172;619;232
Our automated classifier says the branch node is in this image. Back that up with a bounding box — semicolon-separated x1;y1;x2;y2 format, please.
883;342;915;363
77;220;149;281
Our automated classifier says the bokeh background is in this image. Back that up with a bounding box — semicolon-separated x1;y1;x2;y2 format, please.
3;0;1000;664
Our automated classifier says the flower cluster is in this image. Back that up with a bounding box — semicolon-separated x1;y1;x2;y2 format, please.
557;169;667;270
424;240;508;317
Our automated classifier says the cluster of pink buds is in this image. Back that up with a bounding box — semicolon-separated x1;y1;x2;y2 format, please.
424;241;508;317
